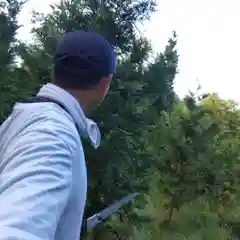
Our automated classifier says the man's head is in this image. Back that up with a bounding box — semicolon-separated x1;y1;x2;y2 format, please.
52;30;116;113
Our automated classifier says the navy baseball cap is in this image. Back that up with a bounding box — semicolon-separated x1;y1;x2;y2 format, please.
54;30;116;78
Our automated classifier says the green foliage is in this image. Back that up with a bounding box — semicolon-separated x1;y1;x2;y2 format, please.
0;0;21;121
143;93;240;210
0;0;37;123
102;93;240;239
2;0;240;239
130;196;234;240
17;0;178;221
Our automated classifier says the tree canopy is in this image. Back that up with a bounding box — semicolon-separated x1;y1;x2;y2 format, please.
1;0;240;239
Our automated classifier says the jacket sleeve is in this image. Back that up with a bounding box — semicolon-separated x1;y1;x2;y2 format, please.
0;120;77;240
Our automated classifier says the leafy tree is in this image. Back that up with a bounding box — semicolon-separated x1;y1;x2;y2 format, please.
103;93;240;239
1;0;180;238
18;0;179;222
0;0;24;122
109;195;234;239
143;93;240;219
0;0;37;123
2;1;240;239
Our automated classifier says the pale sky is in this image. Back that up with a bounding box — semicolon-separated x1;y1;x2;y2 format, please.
17;0;240;102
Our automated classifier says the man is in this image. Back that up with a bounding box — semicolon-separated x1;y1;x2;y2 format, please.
0;30;116;240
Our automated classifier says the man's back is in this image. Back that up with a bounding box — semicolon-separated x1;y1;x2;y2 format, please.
0;86;88;240
0;29;115;240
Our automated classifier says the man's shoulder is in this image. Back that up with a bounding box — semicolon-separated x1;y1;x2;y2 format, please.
12;103;81;153
18;102;77;131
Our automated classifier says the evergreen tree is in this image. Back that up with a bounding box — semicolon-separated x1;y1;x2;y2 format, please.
105;94;240;239
2;1;240;239
0;0;22;122
0;0;35;123
18;0;179;222
1;0;179;237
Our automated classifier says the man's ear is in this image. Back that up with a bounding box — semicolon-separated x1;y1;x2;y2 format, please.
99;75;112;92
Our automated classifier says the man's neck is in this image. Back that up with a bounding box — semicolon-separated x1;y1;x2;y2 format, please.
65;89;91;115
52;82;95;115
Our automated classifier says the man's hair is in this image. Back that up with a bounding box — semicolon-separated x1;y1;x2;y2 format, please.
52;30;116;90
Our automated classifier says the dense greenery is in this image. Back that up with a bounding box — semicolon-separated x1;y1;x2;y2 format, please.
1;0;240;239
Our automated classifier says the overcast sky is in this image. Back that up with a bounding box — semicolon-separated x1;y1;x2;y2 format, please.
17;0;240;102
